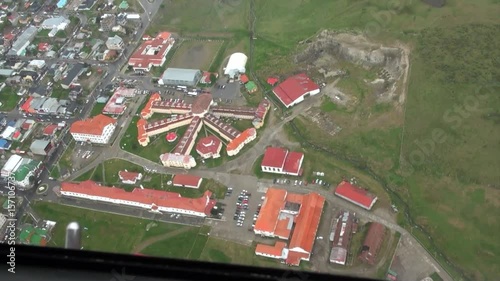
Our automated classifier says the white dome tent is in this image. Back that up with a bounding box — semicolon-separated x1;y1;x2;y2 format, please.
224;52;247;78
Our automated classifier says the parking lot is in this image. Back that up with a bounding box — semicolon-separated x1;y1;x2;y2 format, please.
211;79;242;102
206;180;267;245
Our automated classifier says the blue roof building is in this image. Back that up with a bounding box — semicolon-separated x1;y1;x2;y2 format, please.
0;139;12;150
57;0;68;8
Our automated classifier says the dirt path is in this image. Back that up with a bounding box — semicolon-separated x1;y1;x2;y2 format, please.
132;226;191;254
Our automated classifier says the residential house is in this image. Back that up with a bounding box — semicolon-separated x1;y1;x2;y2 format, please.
61;63;86;89
106;35;124;50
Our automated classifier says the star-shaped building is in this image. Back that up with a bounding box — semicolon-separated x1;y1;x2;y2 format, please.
137;92;270;169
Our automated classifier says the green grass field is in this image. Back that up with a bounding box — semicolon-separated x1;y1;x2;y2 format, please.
148;0;249;35
0;86;21;111
32;202;279;267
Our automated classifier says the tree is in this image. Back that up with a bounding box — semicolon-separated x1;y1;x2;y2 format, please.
210;73;217;84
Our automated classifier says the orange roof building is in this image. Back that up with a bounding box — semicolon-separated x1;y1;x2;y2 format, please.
255;241;287;259
60;180;216;217
70;114;117;144
118;171;143;185
253;188;325;266
226;128;256;156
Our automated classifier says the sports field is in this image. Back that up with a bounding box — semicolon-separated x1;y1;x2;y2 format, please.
169;40;224;70
32;202;279;267
146;1;500;279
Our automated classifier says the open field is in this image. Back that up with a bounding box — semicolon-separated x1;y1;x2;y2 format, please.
169;39;224;70
126;0;499;279
32;201;187;253
148;0;249;35
32;202;278;267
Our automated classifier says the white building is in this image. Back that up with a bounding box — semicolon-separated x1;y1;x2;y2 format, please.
106;35;124;50
69;114;117;144
41;16;70;30
1;155;22;178
224;52;247;78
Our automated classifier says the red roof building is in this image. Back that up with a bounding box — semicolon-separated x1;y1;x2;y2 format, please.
43;124;58;136
69;114;117;144
118;171;143;185
200;71;218;84
272;73;320;108
196;135;222;159
254;188;325;266
261;147;304;176
128;32;175;72
60;181;215;217
255;241;287;259
239;74;249;84
102;89;130;115
137;93;264;168
334;181;378;210
172;174;203;189
267;77;279;86
38;42;50;52
359;223;386;265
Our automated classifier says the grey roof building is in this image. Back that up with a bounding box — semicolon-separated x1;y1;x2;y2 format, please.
7;26;38;56
160;68;202;87
61;63;86;89
30;139;52;155
0;69;14;76
106;35;124;50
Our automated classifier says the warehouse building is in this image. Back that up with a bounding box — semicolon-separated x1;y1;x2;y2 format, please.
159;68;202;87
224;52;247;78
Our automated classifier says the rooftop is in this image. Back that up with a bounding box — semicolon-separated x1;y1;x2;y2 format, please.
70;114;116;136
172;174;202;188
273;73;319;107
61;180;213;215
334;181;378;210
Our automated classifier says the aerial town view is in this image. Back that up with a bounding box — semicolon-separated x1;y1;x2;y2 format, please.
0;1;498;281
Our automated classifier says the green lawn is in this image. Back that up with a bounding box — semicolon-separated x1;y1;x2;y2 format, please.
33;202;281;267
89;103;105;116
141;226;203;259
32;201;188;253
199;238;281;268
51;85;70;99
49;165;60;180
120;117;188;162
0;86;21;111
